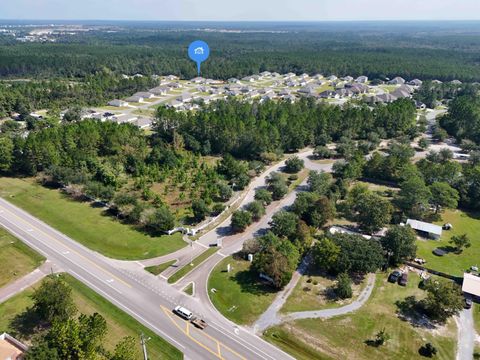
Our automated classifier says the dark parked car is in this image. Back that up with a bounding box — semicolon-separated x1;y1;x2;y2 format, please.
398;272;408;286
465;297;473;309
388;270;402;283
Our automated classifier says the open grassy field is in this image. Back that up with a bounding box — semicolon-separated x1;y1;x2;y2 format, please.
264;273;456;360
0;177;186;260
168;247;218;284
416;209;480;276
280;269;367;313
0;226;44;288
208;255;278;325
0;274;182;359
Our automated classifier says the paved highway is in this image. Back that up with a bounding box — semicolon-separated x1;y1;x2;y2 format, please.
0;197;295;360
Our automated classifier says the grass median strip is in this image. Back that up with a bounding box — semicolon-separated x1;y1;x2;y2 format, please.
145;260;177;275
168;247;218;284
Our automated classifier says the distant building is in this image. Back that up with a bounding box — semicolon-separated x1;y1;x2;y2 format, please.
462;273;480;300
408;79;423;86
388;76;406;85
125;95;143;103
108;99;128;107
176;93;193;103
0;332;28;360
406;219;442;239
112;114;138;124
355;75;368;83
149;86;169;96
191;77;206;84
133;92;154;99
135;117;153;129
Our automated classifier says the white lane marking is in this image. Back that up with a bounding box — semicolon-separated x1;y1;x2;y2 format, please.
0;203;289;360
69;270;185;350
0;214;123;296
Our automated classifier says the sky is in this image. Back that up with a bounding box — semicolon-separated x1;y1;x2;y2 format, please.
1;0;480;21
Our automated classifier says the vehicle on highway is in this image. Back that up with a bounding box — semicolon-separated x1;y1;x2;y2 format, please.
191;317;208;329
388;270;402;283
398;272;408;286
174;306;193;320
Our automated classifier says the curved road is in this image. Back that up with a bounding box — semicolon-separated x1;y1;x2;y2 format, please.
0;149;330;360
0;114;458;359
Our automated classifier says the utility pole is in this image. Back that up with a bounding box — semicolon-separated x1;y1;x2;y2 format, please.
140;333;150;360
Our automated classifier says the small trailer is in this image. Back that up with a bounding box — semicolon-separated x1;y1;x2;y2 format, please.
191;317;208;330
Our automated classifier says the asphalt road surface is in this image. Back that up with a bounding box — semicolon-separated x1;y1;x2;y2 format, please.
0;197;294;360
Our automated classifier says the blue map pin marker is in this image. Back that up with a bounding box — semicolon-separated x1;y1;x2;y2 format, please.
188;40;210;76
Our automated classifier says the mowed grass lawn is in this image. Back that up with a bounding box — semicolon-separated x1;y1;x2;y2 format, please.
280;269;367;313
0;226;44;288
208;255;278;325
264;274;456;360
416;209;480;276
0;274;182;360
0;177;186;260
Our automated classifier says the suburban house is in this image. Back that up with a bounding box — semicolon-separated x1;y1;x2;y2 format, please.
390;85;413;99
125;95;143;103
112;114;138;124
335;88;354;98
319;90;339;99
242;76;255;82
167;82;182;89
408;79;423;86
368;93;398;104
107;99;128;107
135;117;153;129
342;75;354;82
133;92;154;99
451;79;462;85
227;77;240;84
149;86;169;96
176;93;193;103
298;85;317;96
355;75;369;83
191;77;206;84
346;83;369;93
0;333;28;360
406;219;443;239
462;273;480;300
388;76;406;85
167;99;184;109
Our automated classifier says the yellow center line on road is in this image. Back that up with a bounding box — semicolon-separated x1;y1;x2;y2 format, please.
0;204;132;288
161;305;226;360
162;305;248;360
